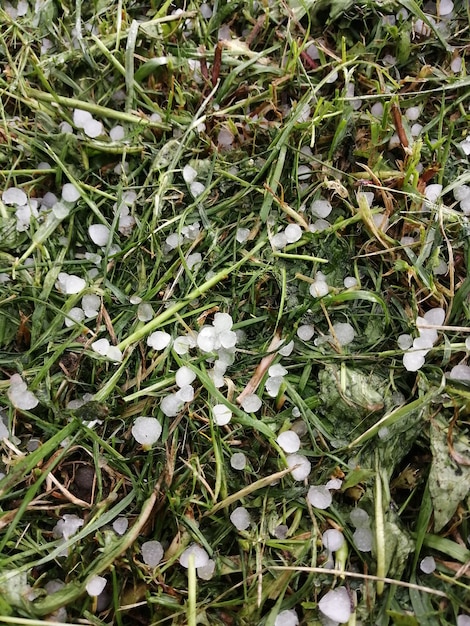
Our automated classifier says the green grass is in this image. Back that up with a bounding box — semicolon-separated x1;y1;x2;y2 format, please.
1;0;470;624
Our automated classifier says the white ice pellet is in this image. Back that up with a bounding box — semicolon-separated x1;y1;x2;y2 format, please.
8;374;39;411
219;330;237;349
307;485;332;509
286;454;311;481
309;281;329;298
236;227;250;243
200;3;213;18
175;366;196;388
438;0;453;15
240;394;262;413
451;56;462;73
81;294;100;318
424;184;443;203
297;324;315;341
285;223;302;243
274;608;299;626
279;340;294;356
403;351;426;372
318;587;351;623
398;334;413;350
466;337;470;351
420;555;436;574
173;335;194;355
212;404;232;426
457;616;470;626
187;252;202;270
182;164;198;184
332;322;355;346
350;508;370;527
176;384;194;403
268;364;288;377
322;529;344;552
325;478;342;491
86;575;106;597
88;224;111;246
65;307;85;327
132;416;162;446
110;125;125;141
197;558;216;580
142;540;164;567
423;307;445;326
92;338;110;356
343;276;358;288
197;326;218;352
411;123;423;137
230;506;251;530
272;232;288;249
112;517;128;535
147;331;171;350
230;452;247;470
371;102;384;117
59;121;73;133
353;527;373;552
265;376;284;397
73;109;93;128
448;364;470;382
160;393;184;417
190;181;205;198
405;107;420;121
107;345;123;363
213;312;233;332
137;302;153;322
218;127;234;147
84;118;103;138
61;183;80;203
277;430;301;453
310;219;330;232
53;514;84;540
311;199;332;218
179;544;209;569
63;274;86;294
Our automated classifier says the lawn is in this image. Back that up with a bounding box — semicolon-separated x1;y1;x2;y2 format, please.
0;0;470;624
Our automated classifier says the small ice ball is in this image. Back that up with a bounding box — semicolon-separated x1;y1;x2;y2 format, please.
218;127;234;147
457;616;470;626
200;3;213;18
272;232;288;249
142;540;164;567
353;527;373;552
182;165;198;184
273;524;289;539
236;227;250;243
65;307;85;327
230;452;246;470
277;430;301;453
398;334;413;350
112;517;128;535
325;478;342;491
190;181;205;198
438;0;453;15
176;366;197;388
53;514;84;540
73;108;93;128
86;575;106;597
132;416;162;446
286;454;311;480
147;331;171;350
8;374;39;410
187;252;202;270
265;376;284;397
318;587;351;623
173;335;194;355
307;485;332;509
230;506;251;531
419;555;436;574
197;558;216;580
311;199;332;218
371;102;384;117
91;338;110;356
219;330;237;349
332;322;355;346
84;118;104;138
309;281;329;298
424;184;443;203
176;384;194;402
285;223;302;243
213;312;233;332
62;183;80;203
268;363;288;378
89;224;111;246
3;186;27;206
403;351;426;372
197;326;218;352
82;294;101;318
110;125;125;141
179;544;209;568
160;393;184;417
63;274;86;294
448;364;470;382
322;529;344;552
465;337;470;351
405;107;420;121
107;346;123;363
423;307;445;326
350;508;370;527
279;340;294;356
297;324;315;341
343;276;358;288
274;608;299;626
240;394;262;413
451;56;462;73
212;404;232;426
137;302;154;322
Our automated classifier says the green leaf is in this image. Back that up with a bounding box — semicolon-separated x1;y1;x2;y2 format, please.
428;416;470;532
